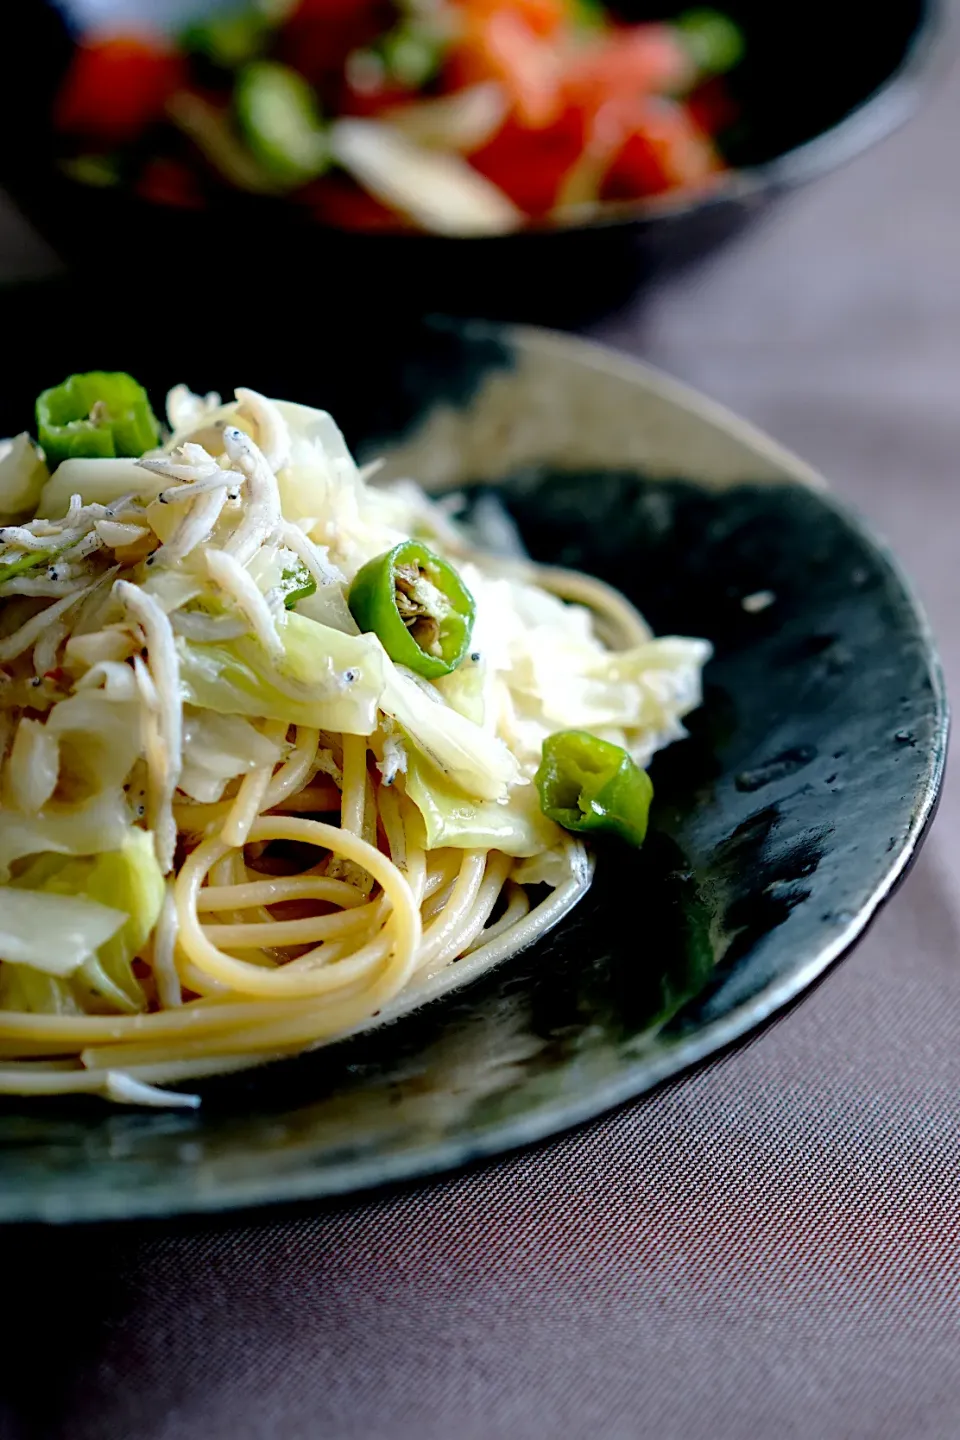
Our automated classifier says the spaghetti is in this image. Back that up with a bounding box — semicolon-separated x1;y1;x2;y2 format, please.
0;382;710;1104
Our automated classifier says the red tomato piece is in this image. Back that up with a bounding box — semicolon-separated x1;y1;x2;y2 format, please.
446;10;563;129
566;25;692;109
601;98;721;200
54;37;186;144
600;129;671;197
468;105;586;216
461;0;566;38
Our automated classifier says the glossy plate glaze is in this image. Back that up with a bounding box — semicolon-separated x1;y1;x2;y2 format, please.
0;303;947;1222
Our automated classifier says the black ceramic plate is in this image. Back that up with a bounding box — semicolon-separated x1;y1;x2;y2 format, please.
0;294;947;1222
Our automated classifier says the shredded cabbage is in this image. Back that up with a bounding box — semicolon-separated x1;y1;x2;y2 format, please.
37;457;162;518
456;565;711;773
177;610;385;735
0;434;48;516
0;963;81;1015
45;691;142;796
381;658;517;801
0;886;127;977
433;651;486;726
5;718;59;813
271;400;410;569
0;789;131;880
294;580;360;634
179;709;287;803
12;832;164;1010
404;750;561;855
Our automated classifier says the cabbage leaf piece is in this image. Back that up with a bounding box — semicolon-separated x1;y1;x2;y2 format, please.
4;830;165;1013
177;611;385;736
403;751;560;856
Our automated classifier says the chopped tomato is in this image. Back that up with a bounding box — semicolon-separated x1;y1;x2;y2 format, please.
447;10;563;129
566;25;692;109
600;128;671;197
468;104;586;215
601;99;721;200
54;37;186;144
136;157;205;209
461;0;567;38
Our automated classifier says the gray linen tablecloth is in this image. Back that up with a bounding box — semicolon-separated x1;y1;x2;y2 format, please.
3;60;960;1440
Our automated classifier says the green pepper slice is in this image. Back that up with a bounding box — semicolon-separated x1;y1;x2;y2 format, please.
235;61;330;188
377;23;446;89
278;560;317;611
36;372;160;464
348;540;476;679
675;9;745;76
535;730;653;848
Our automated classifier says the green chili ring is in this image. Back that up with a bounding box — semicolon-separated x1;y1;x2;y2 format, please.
36;371;160;464
235;60;330;188
535;729;653;849
348;540;476;679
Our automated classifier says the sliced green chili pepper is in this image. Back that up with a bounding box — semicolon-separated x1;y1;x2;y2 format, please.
377;23;446;89
36;372;160;465
675;9;745;76
235;61;330;188
278;560;317;611
348;540;475;680
535;730;653;848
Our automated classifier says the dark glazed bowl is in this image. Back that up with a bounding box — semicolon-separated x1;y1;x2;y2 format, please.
0;290;947;1222
0;0;951;324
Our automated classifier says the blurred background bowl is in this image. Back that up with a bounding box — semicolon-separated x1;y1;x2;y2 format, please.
0;0;951;325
